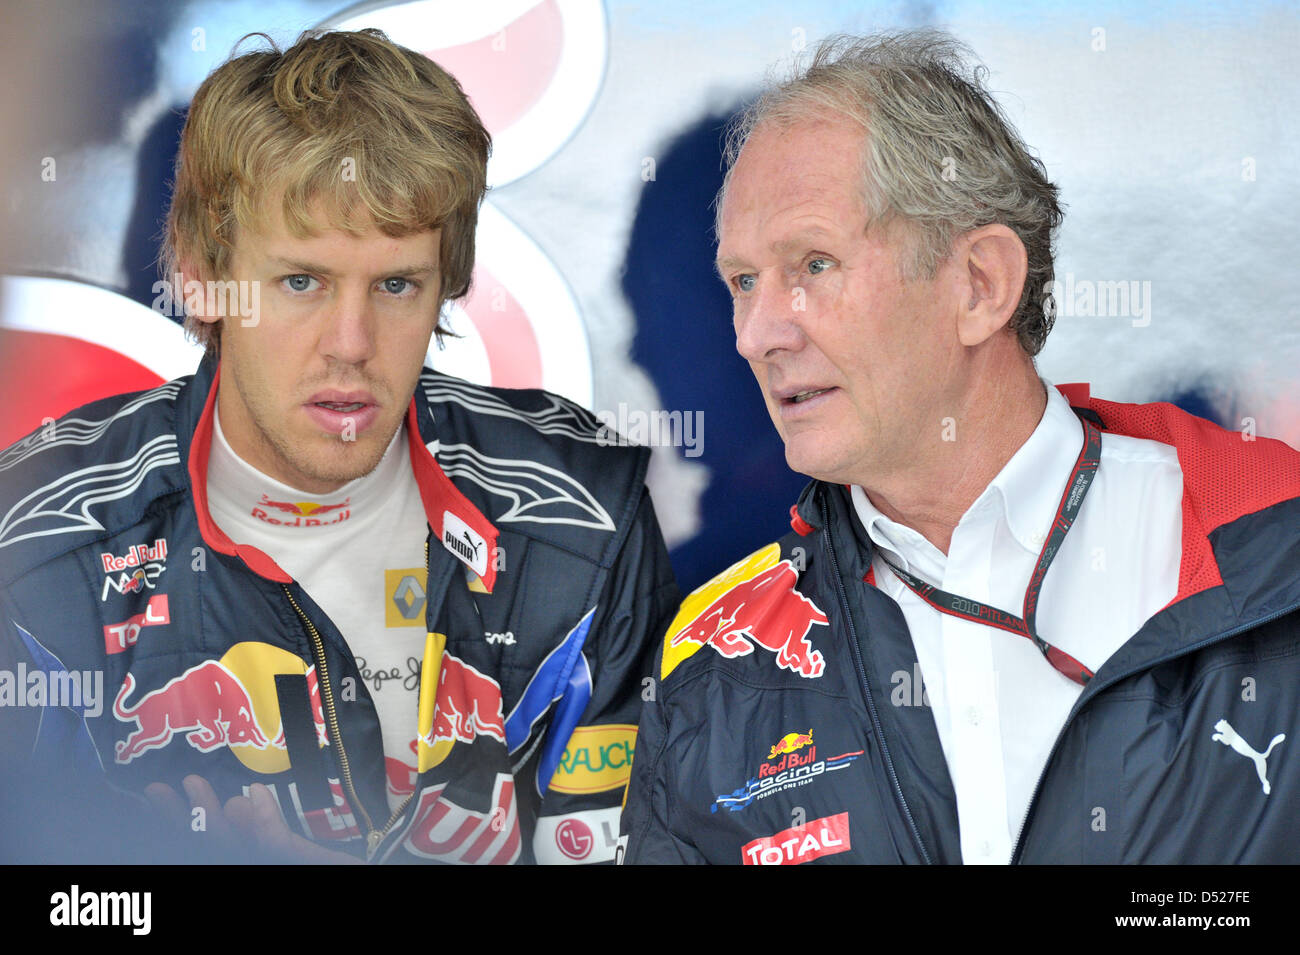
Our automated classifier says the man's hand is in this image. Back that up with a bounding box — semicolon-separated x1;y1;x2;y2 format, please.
145;775;363;864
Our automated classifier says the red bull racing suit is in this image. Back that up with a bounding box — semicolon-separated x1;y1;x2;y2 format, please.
621;386;1300;863
0;356;679;863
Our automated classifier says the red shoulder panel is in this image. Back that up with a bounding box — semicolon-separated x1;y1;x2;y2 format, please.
1085;395;1300;603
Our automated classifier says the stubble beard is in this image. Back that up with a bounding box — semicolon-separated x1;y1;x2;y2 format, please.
229;362;399;494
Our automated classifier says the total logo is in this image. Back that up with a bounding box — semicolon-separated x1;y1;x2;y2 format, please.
742;812;852;866
103;594;169;654
252;495;351;527
712;729;863;813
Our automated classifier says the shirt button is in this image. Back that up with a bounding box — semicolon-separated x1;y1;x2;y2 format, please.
966;706;981;726
979;841;992;856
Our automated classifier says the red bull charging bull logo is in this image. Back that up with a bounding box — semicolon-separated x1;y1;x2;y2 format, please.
112;642;326;772
114;662;270;763
662;543;828;680
415;634;507;773
769;729;814;760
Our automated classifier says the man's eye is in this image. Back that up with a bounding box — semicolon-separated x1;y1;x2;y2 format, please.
382;277;415;296
808;257;831;275
736;274;757;293
283;274;318;293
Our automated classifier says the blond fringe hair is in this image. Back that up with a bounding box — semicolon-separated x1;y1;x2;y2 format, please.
162;28;491;357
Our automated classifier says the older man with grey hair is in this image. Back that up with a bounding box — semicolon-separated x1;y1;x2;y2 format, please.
620;30;1300;864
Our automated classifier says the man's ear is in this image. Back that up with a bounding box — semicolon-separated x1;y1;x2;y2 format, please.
178;260;217;325
955;224;1028;347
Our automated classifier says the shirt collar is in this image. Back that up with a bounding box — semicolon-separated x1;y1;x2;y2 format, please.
209;400;409;528
991;380;1085;554
851;380;1085;571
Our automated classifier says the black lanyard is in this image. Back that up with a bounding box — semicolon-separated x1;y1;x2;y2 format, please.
875;416;1103;686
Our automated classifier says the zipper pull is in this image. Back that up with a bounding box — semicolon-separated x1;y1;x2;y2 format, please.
366;829;384;860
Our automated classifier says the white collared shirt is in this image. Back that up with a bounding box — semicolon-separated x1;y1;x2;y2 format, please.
851;382;1183;864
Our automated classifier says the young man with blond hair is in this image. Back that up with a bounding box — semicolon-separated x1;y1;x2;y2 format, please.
0;29;677;864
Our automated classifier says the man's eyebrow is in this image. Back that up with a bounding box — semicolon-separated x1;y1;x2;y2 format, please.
267;256;439;277
715;255;748;277
715;228;838;276
772;228;835;255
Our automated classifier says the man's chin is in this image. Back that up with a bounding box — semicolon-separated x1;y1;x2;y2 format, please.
782;441;856;487
288;429;398;492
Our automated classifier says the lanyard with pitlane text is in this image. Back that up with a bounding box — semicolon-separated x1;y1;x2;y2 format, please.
875;415;1103;686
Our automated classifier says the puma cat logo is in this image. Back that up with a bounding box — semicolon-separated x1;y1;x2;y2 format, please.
1211;718;1285;795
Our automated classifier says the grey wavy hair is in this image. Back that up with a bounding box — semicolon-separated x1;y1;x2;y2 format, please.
719;30;1064;356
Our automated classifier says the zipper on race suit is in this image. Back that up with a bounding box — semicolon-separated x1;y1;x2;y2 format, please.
1010;598;1300;863
282;584;379;850
280;539;439;861
822;492;933;864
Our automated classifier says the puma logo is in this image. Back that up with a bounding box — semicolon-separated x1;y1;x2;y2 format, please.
1211;718;1285;795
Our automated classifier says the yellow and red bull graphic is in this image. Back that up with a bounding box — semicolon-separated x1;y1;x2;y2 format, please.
548;724;636;794
741;812;852;865
415;633;507;772
768;728;813;761
112;642;326;774
252;494;352;527
662;543;829;680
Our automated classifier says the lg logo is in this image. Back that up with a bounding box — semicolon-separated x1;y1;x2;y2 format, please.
555;818;594;861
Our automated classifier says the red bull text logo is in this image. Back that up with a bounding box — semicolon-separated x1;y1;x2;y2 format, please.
99;538;167;573
713;731;864;813
669;559;828;679
400;773;521;864
253;495;352;527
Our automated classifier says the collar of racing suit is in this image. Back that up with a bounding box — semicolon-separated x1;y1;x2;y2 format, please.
178;354;500;592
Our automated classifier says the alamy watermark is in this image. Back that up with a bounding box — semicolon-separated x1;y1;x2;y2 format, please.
50;885;150;935
152;273;261;326
1046;273;1151;328
0;664;103;716
596;403;704;458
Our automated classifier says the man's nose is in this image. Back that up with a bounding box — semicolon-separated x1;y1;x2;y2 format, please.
734;273;805;363
319;288;377;365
